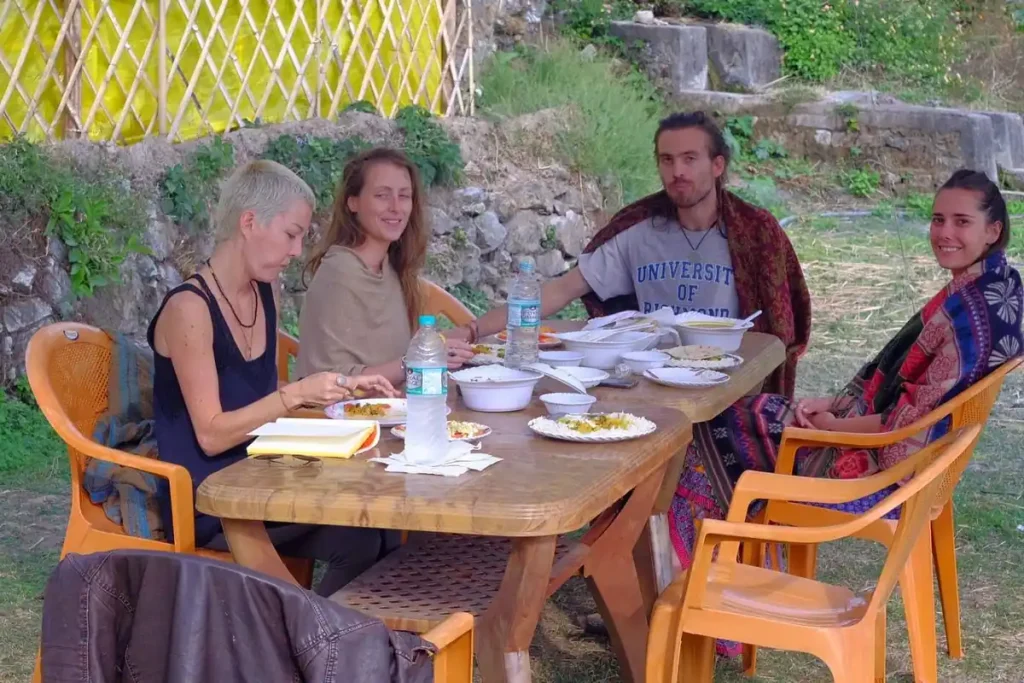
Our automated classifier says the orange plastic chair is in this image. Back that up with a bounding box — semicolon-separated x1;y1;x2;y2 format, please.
742;357;1022;681
276;278;476;383
26;322;315;683
646;425;982;683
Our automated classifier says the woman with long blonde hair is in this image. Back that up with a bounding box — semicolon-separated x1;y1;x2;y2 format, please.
298;148;473;384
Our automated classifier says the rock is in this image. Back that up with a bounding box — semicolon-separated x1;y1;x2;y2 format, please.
463;202;487;217
502;181;557;216
11;264;37;294
536;250;567;278
580;44;598;61
814;129;832;146
474;211;507;254
480;263;504;288
454;186;487;205
551;211;591;257
983;111;1024;171
634;10;656;25
429;206;456;235
884;133;909;151
39;259;72;307
144;207;177;261
424;241;463;289
461;244;483;287
492;193;518;222
0;283;10;299
609;22;708;94
704;23;782;92
504;211;546;255
2;298;53;333
2;336;12;356
1002;168;1024;192
47;236;68;264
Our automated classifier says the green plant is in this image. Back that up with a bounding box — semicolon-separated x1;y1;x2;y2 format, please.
160;137;235;233
903;192;934;220
0;137;147;298
395;105;464;187
850;146;863;158
343;100;379;115
261;134;370;210
447;283;491;317
451;227;469;248
540;226;558;251
550;0;634;45
834;103;860;132
723;115;755;159
843;168;881;197
751;138;787;161
733;175;789;218
686;0;964;86
1008;199;1024;215
478;40;665;207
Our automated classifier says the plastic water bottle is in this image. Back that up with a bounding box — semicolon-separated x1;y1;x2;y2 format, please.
404;315;449;464
505;258;540;368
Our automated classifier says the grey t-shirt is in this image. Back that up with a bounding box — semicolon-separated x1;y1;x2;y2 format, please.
577;216;739;317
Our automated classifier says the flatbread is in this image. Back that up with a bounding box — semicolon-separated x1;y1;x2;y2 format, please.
665;344;728;361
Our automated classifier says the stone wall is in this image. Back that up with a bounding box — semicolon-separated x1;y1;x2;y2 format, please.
0;110;604;383
676;90;1010;188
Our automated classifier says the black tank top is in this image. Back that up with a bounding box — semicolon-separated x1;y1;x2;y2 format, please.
148;274;277;546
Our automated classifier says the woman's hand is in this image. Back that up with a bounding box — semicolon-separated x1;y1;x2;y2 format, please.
342;374;399;398
806;411;837;431
794;397;833;427
444;338;476;369
282;372;355;408
445;326;474;343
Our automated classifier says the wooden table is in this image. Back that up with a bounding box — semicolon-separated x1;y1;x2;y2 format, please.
534;324;788;601
196;401;692;683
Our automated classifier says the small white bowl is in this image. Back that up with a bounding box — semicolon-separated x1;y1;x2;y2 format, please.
621;350;670;374
560;366;611;389
539;392;598;417
538;350;585;367
558;331;659;369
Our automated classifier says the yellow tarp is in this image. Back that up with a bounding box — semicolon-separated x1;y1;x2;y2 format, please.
0;0;444;144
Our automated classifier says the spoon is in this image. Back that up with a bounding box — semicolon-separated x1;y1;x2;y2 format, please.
736;310;762;328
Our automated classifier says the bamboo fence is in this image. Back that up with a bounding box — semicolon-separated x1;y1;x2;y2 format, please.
0;0;474;144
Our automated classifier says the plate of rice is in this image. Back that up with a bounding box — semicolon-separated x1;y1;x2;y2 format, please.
528;412;657;443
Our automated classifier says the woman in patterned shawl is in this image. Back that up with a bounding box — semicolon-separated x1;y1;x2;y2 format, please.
671;169;1024;657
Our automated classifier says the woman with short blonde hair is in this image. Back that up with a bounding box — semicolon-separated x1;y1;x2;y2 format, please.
149;159;399;596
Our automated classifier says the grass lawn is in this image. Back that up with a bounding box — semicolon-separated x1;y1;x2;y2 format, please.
2;215;1023;681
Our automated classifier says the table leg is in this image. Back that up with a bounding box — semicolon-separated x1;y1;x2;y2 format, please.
477;535;558;683
584;464;668;683
221;518;300;587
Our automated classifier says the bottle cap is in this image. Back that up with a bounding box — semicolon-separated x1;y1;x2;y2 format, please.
518;258;535;273
419;315;437;327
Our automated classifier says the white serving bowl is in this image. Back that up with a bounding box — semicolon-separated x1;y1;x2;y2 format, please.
557;331;659;369
538;350;584;367
621;350;670;374
450;366;544;412
560;366;611;389
673;316;753;352
539;392;597;417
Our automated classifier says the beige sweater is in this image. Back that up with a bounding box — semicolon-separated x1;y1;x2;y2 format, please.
296;245;413;377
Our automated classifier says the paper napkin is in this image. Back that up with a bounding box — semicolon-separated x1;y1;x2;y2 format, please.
369;440;501;477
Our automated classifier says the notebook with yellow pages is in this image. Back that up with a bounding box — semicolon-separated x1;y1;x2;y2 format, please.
246;418;380;459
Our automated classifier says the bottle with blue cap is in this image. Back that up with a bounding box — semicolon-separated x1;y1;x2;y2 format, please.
504;257;540;368
404;314;449;463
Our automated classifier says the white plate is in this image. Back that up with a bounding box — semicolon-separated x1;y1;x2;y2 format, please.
468;344;505;366
643;367;729;388
391;421;492;442
667;353;744;370
528;413;657;443
326;399;451;426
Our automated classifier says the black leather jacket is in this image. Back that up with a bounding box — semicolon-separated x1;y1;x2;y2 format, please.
40;550;435;682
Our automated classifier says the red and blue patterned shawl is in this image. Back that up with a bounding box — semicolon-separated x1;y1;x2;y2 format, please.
580;188;812;397
802;250;1024;479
